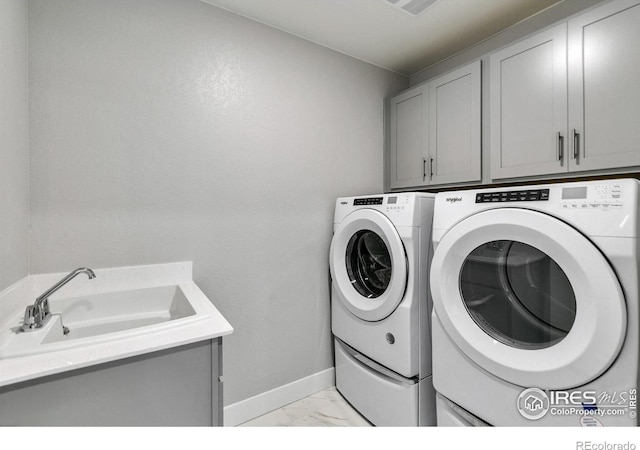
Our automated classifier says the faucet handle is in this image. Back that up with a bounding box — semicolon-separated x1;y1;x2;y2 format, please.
40;298;50;316
21;304;46;331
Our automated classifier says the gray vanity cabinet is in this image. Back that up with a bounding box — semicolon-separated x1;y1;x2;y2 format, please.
0;339;224;426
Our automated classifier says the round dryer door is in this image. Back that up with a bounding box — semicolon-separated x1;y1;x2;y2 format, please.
430;208;626;390
330;209;408;322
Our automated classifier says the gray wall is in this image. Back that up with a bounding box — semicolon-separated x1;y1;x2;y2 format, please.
0;0;29;290
28;0;407;405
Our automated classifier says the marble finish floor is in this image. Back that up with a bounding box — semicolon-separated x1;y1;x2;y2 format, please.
239;387;372;427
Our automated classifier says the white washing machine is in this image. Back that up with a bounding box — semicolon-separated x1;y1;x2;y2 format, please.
329;193;436;426
430;179;640;426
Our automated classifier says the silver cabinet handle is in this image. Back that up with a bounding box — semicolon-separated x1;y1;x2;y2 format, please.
573;129;580;164
422;157;427;181
430;157;434;180
557;132;564;164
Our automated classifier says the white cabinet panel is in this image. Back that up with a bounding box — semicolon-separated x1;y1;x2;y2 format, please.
491;0;640;181
568;0;640;171
388;61;481;189
490;25;568;179
430;61;481;185
389;86;428;189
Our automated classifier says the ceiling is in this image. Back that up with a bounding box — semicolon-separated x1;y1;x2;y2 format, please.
200;0;562;76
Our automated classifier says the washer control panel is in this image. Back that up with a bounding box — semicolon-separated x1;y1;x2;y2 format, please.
350;195;411;212
384;195;410;212
560;183;624;209
353;197;383;206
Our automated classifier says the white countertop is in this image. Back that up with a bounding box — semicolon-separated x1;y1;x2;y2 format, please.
0;262;233;387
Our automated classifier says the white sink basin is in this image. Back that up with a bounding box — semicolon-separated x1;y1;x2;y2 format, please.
42;285;196;343
0;285;201;358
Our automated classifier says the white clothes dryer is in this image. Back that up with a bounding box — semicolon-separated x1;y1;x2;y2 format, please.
329;193;436;426
430;179;640;426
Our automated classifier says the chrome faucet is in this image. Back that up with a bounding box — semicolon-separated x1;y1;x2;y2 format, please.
20;267;96;332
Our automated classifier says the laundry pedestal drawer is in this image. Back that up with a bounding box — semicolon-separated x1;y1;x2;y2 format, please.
334;338;419;426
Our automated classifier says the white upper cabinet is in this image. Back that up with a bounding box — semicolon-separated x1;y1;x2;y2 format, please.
429;61;482;186
389;85;429;189
490;25;568;179
568;0;640;171
491;0;640;180
388;60;481;190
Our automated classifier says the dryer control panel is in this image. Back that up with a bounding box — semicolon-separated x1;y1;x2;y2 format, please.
475;189;549;203
433;179;638;239
560;183;624;210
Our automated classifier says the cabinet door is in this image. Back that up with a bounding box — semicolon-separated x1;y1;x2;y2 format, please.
490;24;568;180
389;85;428;189
429;61;481;186
568;0;640;172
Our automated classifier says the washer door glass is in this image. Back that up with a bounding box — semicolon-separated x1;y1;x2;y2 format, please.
460;240;576;350
346;230;392;298
329;208;408;322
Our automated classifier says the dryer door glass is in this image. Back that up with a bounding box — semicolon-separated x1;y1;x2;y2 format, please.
430;207;626;389
460;240;576;349
346;230;392;298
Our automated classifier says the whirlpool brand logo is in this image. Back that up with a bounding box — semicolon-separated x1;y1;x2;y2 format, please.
445;196;462;204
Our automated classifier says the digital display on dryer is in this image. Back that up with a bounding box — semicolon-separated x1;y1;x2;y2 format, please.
561;186;587;200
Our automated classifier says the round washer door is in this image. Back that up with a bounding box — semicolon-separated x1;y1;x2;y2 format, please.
330;208;408;322
430;208;626;390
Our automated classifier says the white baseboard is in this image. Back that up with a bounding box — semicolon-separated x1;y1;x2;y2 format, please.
224;368;335;426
